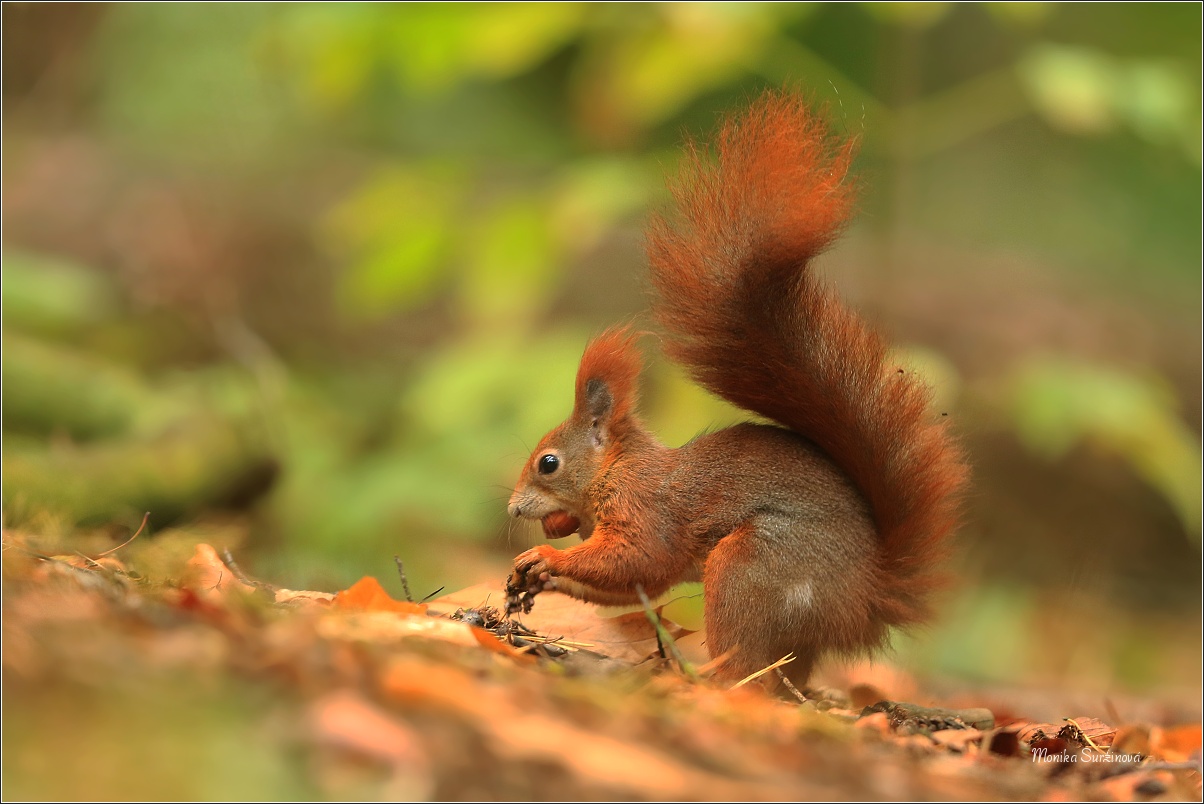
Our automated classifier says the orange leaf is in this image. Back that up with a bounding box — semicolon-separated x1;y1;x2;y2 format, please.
1152;723;1203;762
275;588;335;607
470;625;531;660
180;543;255;601
334;576;427;615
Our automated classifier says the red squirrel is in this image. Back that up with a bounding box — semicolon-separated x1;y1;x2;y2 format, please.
504;91;968;688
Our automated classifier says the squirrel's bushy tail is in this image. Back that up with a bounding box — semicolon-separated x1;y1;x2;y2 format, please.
647;91;967;629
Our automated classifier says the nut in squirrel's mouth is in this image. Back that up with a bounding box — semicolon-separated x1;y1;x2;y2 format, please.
540;511;580;539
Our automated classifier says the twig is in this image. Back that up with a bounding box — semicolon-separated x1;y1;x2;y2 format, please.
532;634;592;650
22;549;88;571
3;542;88;571
731;653;796;690
73;552;106;570
393;555;415;602
635;584;698;682
96;512;150;558
510;633;589;654
420;586;446;603
775;668;809;704
6;540;111;578
220;548;274;591
496;617;594;652
536;637;592;650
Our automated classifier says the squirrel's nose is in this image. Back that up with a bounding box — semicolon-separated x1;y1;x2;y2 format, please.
507;502;522;518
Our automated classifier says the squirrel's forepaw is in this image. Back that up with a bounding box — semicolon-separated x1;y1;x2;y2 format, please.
504;545;558;615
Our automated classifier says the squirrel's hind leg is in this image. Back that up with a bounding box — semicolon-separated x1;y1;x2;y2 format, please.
702;512;884;693
701;520;820;690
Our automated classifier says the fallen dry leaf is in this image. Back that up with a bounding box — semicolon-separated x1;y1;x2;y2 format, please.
333;576;427;615
317;611;479;647
179;543;255;601
1151;723;1203;762
1061;715;1115;750
932;728;985;752
1016;721;1058;745
275;588;335;607
984;726;1025;758
4;537;1199;802
1111;723;1152;756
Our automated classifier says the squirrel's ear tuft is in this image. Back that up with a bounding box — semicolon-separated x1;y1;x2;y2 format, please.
574;326;643;427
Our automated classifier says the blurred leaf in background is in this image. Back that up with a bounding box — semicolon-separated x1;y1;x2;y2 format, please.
96;3;293;170
1;250;120;337
1018;43;1199;160
323;164;464;320
1008;357;1202;539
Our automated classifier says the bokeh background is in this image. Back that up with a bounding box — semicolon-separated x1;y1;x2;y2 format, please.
3;2;1200;699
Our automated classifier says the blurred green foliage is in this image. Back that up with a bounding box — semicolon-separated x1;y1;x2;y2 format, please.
1;251;120;337
3;332;140;440
2;3;1200;690
1018;43;1199;157
1008;358;1203;537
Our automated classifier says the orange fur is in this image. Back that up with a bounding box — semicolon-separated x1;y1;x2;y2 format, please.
506;91;968;687
647;92;967;630
573;326;643;425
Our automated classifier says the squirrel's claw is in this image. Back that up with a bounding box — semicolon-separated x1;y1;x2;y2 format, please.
505;546;557;614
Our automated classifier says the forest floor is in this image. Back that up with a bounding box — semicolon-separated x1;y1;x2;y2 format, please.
2;529;1200;801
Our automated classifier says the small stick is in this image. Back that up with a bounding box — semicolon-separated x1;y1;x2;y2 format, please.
221;548;274;591
513;635;585;653
731;653;796;690
393;556;416;602
420;585;446;603
775;668;809;704
73;552;105;569
4;543;92;573
635;584;698;682
507;632;593;650
96;512;150;558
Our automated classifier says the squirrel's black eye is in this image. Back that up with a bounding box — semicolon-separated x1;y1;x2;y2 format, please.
538;454;560;475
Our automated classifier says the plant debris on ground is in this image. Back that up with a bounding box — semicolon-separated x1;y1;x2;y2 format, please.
2;531;1200;801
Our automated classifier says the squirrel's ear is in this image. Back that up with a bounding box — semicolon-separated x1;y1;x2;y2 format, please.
583;378;614;421
574;326;642;444
582;378;615;449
